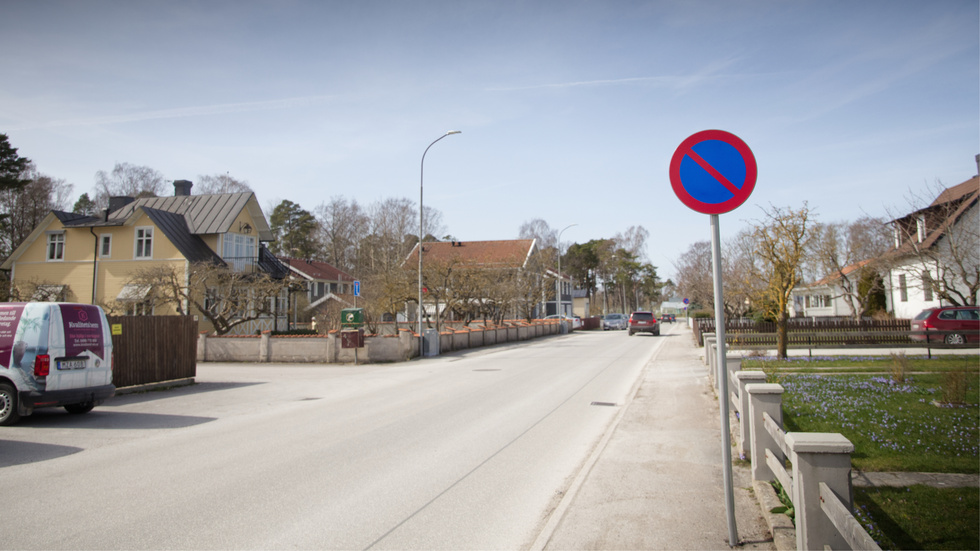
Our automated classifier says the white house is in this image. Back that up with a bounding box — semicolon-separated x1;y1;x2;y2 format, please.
883;174;979;319
790;260;874;318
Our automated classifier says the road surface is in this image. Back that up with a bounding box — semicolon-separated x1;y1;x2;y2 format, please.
1;327;666;550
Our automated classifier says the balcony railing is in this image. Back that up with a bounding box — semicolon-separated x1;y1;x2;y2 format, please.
222;247;290;279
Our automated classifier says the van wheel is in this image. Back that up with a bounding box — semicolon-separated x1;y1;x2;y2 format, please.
0;383;21;426
64;403;95;415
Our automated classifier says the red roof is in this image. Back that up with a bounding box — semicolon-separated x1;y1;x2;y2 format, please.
405;239;536;268
281;257;354;282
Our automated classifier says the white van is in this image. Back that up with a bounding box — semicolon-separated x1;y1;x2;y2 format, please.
0;302;114;425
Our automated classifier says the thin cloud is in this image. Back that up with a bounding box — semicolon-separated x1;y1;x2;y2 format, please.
6;94;339;131
487;57;747;93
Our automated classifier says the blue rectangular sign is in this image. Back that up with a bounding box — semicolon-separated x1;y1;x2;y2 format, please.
353;280;361;297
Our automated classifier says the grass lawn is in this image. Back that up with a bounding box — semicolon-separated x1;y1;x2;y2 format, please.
741;354;979;373
756;359;979;550
853;486;979;550
778;372;978;473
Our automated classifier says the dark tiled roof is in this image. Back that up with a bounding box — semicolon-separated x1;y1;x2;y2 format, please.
889;176;979;257
54;211;102;226
142;208;225;264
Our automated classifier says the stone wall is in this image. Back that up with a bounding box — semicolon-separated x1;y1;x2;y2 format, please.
198;320;564;364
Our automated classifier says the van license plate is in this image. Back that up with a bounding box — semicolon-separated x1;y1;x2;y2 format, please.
57;359;86;370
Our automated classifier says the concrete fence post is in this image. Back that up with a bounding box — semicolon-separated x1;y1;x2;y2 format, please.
746;383;785;482
198;332;208;362
703;334;716;368
734;371;767;459
786;433;855;551
259;331;271;362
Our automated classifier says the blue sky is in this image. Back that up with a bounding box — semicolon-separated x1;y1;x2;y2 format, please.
2;0;977;281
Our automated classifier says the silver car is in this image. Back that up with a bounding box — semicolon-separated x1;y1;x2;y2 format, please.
602;313;628;331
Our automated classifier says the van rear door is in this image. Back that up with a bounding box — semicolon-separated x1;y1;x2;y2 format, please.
44;304;112;392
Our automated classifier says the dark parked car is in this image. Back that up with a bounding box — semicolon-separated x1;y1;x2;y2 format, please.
910;306;980;345
628;311;660;336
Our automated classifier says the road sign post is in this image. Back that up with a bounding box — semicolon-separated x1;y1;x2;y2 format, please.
669;129;757;547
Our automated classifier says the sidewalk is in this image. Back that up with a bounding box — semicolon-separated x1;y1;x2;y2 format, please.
533;325;775;550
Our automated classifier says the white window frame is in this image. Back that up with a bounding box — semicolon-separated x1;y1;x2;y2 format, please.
135;227;153;259
46;232;65;261
222;232;257;272
99;234;112;258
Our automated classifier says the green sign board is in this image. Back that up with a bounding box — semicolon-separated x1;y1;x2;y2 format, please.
341;308;364;329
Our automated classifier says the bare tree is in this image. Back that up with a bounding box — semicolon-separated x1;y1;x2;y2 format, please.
723;228;763;318
0;163;74;259
673;240;714;311
315;196;368;273
615;225;649;261
93;162;166;207
195;174;252;194
808;216;891;318
512;249;552;321
519;219;556;250
750;203;813;358
362;198;418;277
126;263;290;335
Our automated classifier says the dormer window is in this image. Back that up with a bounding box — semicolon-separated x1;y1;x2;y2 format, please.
916;216;926;243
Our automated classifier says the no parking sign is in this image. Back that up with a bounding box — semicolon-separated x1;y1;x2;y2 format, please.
668;129;756;543
669;130;757;214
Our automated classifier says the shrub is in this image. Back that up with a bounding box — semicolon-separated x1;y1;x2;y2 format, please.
889;352;909;384
942;371;969;405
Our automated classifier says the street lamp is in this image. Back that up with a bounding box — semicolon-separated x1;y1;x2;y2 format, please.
419;130;461;353
556;223;577;326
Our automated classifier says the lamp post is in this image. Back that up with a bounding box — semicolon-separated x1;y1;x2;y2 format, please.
419;130;461;354
556;223;577;327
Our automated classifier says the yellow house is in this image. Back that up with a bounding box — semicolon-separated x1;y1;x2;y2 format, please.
1;180;289;334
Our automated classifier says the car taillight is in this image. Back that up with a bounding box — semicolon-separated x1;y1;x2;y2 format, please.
921;319;935;329
34;354;50;377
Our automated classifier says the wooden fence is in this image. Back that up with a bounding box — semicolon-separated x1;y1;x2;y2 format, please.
695;318;912;347
107;316;198;388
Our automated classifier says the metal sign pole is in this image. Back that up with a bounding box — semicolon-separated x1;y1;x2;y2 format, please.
711;213;738;546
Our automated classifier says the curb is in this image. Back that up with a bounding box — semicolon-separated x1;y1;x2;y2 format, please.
753;480;796;551
115;377;195;395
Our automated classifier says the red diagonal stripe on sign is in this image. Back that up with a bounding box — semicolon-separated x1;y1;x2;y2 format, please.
686;148;740;195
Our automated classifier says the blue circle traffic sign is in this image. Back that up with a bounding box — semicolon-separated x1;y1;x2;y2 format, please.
669;130;757;215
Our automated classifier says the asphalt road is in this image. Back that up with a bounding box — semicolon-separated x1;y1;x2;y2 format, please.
0;327;664;550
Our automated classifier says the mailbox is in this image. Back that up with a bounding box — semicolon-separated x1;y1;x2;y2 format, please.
341;329;364;349
340;308;364;329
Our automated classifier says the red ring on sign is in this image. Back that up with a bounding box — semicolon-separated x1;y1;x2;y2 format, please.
669;129;757;215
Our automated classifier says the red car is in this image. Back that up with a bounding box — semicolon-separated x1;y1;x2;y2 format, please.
910;306;980;345
628;311;660;336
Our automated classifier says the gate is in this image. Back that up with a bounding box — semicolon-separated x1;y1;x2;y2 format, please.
107;316;198;388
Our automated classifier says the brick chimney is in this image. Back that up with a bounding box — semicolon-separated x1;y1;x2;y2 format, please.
174;180;193;196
